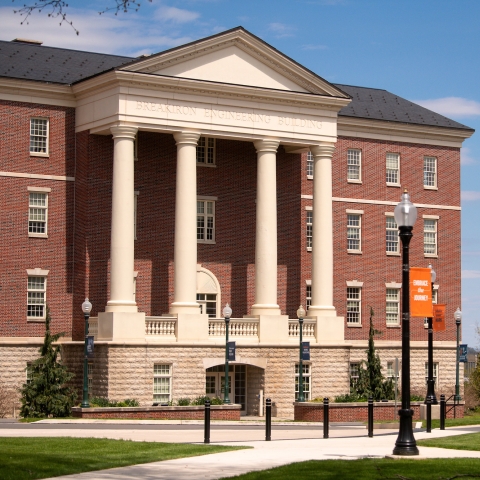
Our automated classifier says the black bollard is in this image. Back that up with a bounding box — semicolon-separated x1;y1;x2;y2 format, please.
426;395;432;433
265;398;272;441
368;396;374;438
204;399;211;444
440;394;445;430
323;397;329;439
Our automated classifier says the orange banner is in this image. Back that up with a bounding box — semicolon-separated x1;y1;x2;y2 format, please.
410;267;433;317
432;304;446;332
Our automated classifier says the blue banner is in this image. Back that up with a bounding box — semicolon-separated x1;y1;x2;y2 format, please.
87;336;94;358
459;344;468;363
302;341;310;361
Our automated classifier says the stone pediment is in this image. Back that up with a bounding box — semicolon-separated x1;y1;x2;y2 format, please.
120;27;349;98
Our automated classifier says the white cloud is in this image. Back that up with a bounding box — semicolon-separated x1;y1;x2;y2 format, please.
268;23;296;38
414;97;480;118
302;44;328;50
463;270;480;279
154;6;200;23
461;147;478;166
461;191;480;202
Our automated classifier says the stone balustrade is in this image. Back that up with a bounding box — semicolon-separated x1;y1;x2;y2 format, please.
208;318;259;337
145;317;177;336
288;320;316;337
88;317;98;338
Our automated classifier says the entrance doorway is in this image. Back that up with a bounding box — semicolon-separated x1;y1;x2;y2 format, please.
206;364;246;414
205;371;234;399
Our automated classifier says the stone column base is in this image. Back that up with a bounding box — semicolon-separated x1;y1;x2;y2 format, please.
98;312;146;341
311;315;345;343
176;313;209;342
258;315;289;343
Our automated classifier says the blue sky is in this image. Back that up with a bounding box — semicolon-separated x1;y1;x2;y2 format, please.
1;0;479;346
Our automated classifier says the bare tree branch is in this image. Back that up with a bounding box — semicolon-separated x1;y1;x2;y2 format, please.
12;0;152;35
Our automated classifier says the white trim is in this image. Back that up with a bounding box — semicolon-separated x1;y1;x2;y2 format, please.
346;280;363;287
385;282;402;288
346;209;364;214
423;214;440;219
322;196;461;211
1;172;75;182
26;268;50;276
385;212;395;216
30;117;49;157
27;186;51;192
305;206;313;211
433;284;439;291
305;279;312;286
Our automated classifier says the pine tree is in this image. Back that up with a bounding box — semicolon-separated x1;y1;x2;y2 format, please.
352;307;394;401
20;306;77;418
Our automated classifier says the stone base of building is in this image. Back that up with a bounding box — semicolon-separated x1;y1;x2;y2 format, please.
72;404;241;420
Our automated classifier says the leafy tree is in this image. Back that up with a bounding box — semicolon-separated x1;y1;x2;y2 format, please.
20;306;77;418
351;307;394;401
12;0;152;35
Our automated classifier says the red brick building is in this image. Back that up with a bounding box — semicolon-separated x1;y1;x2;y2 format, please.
0;28;473;417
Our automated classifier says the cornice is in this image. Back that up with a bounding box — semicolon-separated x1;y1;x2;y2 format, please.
0;77;75;107
338;115;473;147
73;70;351;112
120;30;349;98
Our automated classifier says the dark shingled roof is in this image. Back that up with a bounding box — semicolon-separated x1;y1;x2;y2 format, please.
0;40;473;132
334;83;473;131
0;40;133;84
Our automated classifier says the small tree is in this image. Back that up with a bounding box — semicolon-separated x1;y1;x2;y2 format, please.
352;307;394;401
20;306;77;418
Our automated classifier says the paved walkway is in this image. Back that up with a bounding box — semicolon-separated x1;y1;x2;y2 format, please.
2;420;480;479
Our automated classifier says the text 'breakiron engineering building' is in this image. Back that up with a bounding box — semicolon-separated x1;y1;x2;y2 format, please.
0;27;474;417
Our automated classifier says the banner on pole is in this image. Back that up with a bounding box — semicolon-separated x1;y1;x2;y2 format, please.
459;344;468;363
302;342;310;361
227;341;236;361
86;336;94;358
410;267;433;317
432;304;446;332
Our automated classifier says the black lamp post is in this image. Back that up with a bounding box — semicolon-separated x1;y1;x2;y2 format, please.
297;305;306;402
454;307;462;401
393;190;419;456
81;298;92;408
223;303;232;404
425;264;438;404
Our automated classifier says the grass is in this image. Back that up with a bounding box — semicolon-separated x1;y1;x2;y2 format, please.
424;409;480;429
0;437;246;480
418;432;480;451
223;458;480;480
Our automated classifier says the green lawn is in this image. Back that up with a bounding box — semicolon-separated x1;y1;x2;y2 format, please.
224;458;480;480
0;437;246;480
418;432;480;451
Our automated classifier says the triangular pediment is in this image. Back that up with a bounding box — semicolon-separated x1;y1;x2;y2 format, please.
120;27;349;98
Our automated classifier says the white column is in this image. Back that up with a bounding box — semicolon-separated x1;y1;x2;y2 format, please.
251;139;281;316
308;142;337;317
106;125;138;313
170;131;201;315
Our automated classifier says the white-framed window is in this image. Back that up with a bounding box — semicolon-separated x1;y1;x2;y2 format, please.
306;210;313;250
350;362;360;383
306;151;314;178
347;213;361;253
347;149;361;182
424;156;437;188
424;218;438;256
196;293;217;317
386;288;400;326
30;118;49;155
306;283;312;310
347;287;361;325
27;276;46;319
153;364;172;404
386;215;399;254
386;153;400;185
424;362;439;385
196;137;215;165
197;199;215;243
295;363;311;400
28;191;48;237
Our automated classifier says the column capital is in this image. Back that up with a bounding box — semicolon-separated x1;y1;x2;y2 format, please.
110;125;138;140
254;138;280;154
173;131;201;146
310;142;336;158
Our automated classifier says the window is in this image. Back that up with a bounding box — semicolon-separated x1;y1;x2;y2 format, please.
197;293;217;317
197;199;215;243
153;364;172;403
28;192;48;236
386;289;400;325
196;137;215;165
350;362;360;384
306;210;313;250
424;156;437;188
30;118;49;155
347;214;361;252
386;153;400;185
295;363;311;400
424;362;438;385
27;276;46;319
347;149;361;182
386;215;399;254
347;287;361;325
387;361;399;380
306;284;312;310
306;151;314;178
424;219;438;256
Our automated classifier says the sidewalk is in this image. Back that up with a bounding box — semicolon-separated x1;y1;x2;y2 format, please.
2;422;480;479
